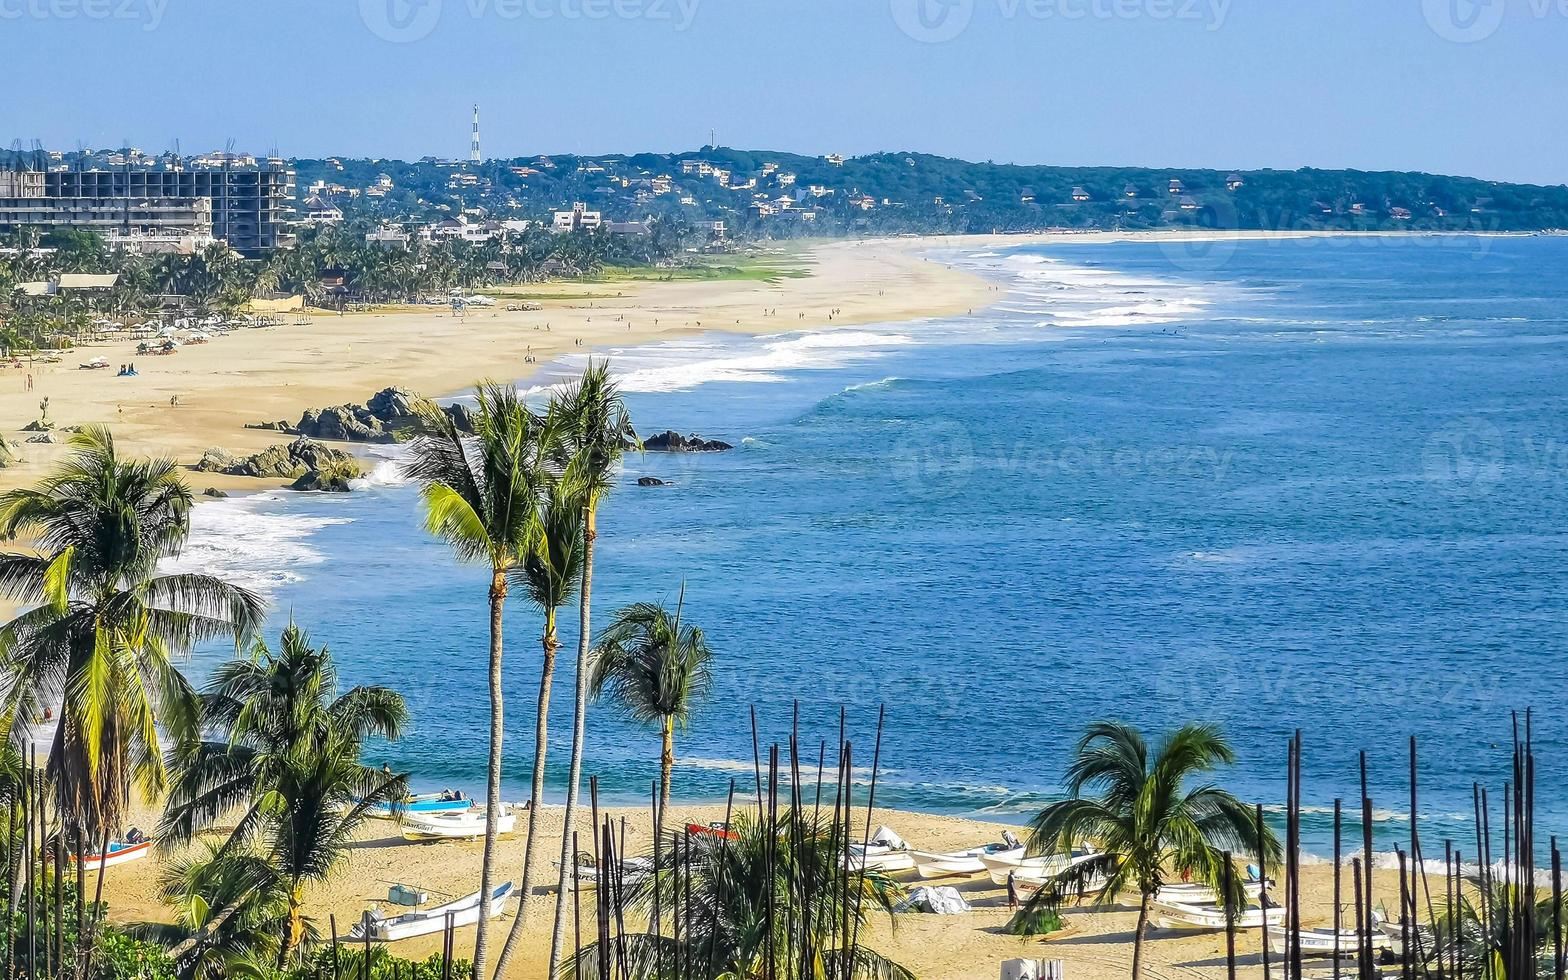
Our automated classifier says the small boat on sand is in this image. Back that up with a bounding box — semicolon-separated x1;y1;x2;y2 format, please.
1154;875;1270;906
556;853;653;891
911;839;1026;879
401;806;515;842
984;847;1099;886
845;826;915;873
1151;898;1284;931
348;883;515;942
1266;924;1392;956
368;792;475;819
72;836;153;871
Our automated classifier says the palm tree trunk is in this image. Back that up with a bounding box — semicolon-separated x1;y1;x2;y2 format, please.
276;884;306;969
1131;890;1151;980
547;507;595;978
472;571;508;979
492;615;560;977
658;718;674;842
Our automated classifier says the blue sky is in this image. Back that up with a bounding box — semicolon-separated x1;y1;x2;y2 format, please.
4;0;1565;184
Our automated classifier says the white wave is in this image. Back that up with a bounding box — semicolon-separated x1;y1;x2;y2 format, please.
615;330;915;394
350;456;412;490
162;494;351;597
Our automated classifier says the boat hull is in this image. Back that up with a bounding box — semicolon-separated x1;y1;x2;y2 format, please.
402;810;516;841
1151;899;1284;931
71;839;153;871
351;883;515;942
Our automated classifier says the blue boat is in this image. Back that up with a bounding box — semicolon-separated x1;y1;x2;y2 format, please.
366;792;474;818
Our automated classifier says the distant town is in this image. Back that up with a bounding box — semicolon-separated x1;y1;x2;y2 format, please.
5;126;1568;265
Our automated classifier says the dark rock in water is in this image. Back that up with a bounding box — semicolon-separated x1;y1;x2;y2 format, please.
636;476;666;487
289;466;357;492
202;487;229;498
642;429;733;452
443;401;477;434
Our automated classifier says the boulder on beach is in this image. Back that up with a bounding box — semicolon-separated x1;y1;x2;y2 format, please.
289;460;361;492
202;487;229;498
642;430;733;452
288;387;474;442
26;433;58;444
200;438;358;481
21;419;53;433
194;447;241;473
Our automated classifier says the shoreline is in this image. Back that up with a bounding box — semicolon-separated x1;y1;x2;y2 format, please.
97;798;1426;980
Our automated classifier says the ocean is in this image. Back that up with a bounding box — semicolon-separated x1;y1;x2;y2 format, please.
170;234;1568;857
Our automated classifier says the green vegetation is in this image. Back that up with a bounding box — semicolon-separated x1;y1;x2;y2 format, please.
589;589;715;840
1015;720;1280;980
566;810;913;980
159;622;409;966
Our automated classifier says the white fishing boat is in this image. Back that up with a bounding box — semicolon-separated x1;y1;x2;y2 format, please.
72;837;153;871
910;841;1026;879
555;854;653;892
1150;898;1284;931
348;882;515;942
1154;876;1269;905
845;826;915;873
984;848;1099;886
401;805;515;842
1266;924;1392;956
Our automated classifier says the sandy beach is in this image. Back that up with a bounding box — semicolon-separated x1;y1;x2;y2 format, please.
99;799;1416;980
0;238;994;498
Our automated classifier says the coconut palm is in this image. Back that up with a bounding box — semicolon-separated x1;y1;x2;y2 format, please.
567;808;912;980
492;483;583;978
547;362;638;980
0;427;263;850
1019;720;1277;980
402;382;550;977
135;842;295;980
589;589;713;840
159;622;409;965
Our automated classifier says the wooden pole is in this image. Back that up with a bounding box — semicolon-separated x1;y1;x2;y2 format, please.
1223;850;1236;980
1257;802;1271;980
1333;798;1342;979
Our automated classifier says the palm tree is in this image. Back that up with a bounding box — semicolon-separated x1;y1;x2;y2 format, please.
567;809;912;980
492;483;583;977
0;427;263;857
160;622;409;965
1020;720;1277;980
403;383;550;977
588;589;713;840
137;842;295;980
547;362;638;980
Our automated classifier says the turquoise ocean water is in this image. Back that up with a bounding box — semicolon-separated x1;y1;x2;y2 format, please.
174;235;1568;857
